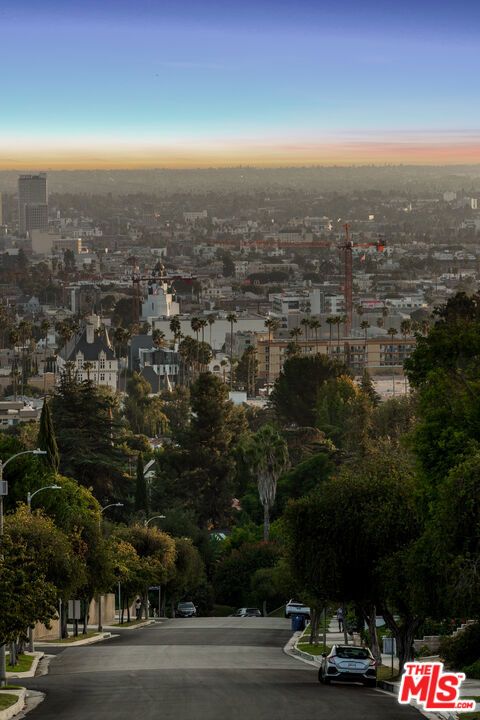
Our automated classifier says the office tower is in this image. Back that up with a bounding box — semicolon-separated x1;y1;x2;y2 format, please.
18;173;48;234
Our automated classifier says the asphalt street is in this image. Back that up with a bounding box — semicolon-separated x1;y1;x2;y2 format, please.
22;618;422;719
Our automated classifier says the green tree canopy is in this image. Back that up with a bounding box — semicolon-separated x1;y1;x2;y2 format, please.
271;355;346;426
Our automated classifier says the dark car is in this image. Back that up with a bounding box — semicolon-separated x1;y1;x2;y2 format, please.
232;607;262;617
318;645;377;687
175;602;197;618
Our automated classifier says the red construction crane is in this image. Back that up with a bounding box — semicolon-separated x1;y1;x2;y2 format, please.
341;223;386;335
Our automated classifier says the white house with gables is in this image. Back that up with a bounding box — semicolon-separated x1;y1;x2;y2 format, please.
57;314;118;391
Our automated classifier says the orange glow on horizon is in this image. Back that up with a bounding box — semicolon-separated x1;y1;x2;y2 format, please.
1;138;480;169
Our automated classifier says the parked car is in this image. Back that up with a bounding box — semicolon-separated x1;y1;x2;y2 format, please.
231;607;262;617
318;645;377;687
175;602;197;618
285;599;310;619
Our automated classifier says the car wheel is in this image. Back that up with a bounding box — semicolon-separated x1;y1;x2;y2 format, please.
323;674;331;685
364;679;376;688
318;668;323;683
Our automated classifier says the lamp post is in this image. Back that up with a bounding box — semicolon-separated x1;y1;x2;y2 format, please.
26;482;62;651
97;503;124;632
27;484;61;509
144;516;166;618
0;449;46;687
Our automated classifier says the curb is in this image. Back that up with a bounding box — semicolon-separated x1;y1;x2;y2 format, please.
0;688;26;720
103;620;156;631
283;632;318;667
6;651;44;679
36;632;115;648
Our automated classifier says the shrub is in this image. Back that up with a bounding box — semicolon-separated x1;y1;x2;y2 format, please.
440;623;480;668
463;659;480;680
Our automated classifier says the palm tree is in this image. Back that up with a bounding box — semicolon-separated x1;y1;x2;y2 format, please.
309;319;321;354
83;361;93;382
376;317;384;330
289;327;302;355
400;319;412;341
190;317;201;343
41;319;50;392
169;317;181;347
207;315;215;349
190;317;201;375
326;317;335;356
226;313;238;388
152;329;166;348
220;358;228;384
387;327;398;396
360;320;370;368
199;318;208;344
300;318;310;342
264;317;279;395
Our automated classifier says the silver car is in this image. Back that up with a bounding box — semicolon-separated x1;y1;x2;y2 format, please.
318;645;377;687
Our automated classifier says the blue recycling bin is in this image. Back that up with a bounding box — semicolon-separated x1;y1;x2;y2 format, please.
291;614;306;632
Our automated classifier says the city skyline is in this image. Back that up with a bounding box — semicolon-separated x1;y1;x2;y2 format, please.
1;0;480;168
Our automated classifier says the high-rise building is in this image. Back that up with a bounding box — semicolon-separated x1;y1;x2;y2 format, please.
18;173;48;234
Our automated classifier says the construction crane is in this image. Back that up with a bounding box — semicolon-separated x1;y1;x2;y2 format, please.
242;229;385;336
342;223;386;335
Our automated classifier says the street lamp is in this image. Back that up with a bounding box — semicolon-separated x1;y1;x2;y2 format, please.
27;484;61;509
0;448;47;687
100;502;124;514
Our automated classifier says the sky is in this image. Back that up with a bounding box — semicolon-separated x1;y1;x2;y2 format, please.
1;0;480;168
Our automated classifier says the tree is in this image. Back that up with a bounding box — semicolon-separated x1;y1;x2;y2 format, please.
124;372;167;436
164;537;205;616
236;346;258;397
359;368;379;406
214;542;281;608
37;398;60;472
51;368;127;500
309;319;321;353
240;424;289;541
135;452;149;516
114;524;176;619
271;355;346;427
405;292;480;489
316;375;372;453
264;317;280;395
226;313;238;388
283;443;422;668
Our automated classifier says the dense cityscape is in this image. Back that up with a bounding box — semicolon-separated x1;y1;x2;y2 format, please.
0;166;479;718
2;0;480;717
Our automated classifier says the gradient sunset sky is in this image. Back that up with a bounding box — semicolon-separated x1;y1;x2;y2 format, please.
2;0;480;168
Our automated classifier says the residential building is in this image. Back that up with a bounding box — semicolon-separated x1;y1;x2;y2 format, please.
256;336;416;384
57;315;118;391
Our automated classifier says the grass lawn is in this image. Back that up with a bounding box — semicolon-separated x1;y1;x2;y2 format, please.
0;693;20;711
113;619;150;627
297;643;331;656
42;631;100;644
377;665;400;683
6;654;34;673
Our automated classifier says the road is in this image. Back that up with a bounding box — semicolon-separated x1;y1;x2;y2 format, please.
23;618;421;720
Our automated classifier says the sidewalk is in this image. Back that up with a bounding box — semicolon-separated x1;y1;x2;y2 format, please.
313;615;399;669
